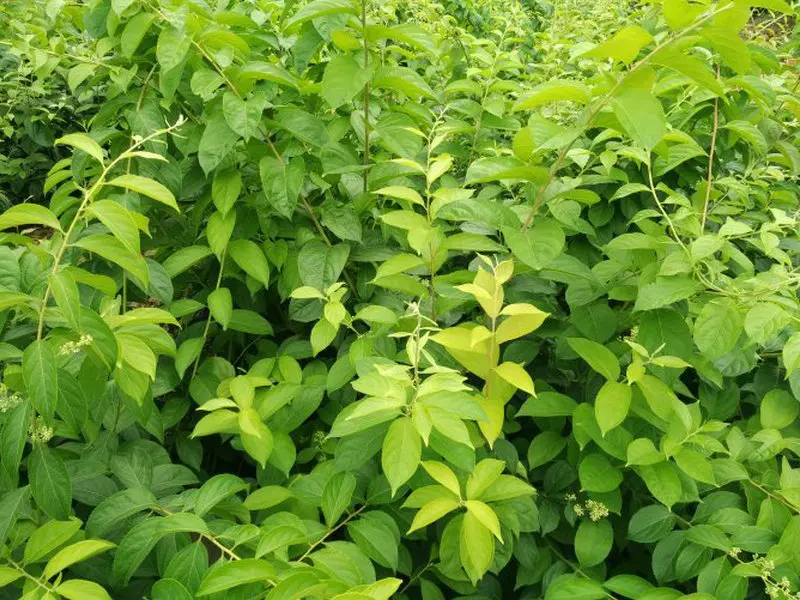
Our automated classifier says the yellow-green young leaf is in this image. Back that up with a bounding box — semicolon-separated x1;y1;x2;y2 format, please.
374;253;426;280
381;210;429;231
638;462;682;508
580;25;653;63
229;376;254;409
382;416;421;496
464;500;502;542
661;0;705;30
191;409;239;437
243;486;293;511
493;362;535;395
407;497;460;533
421;461;461;498
611;90;665;150
196;559;276;596
635;375;676;421
228;240;270;287
595;380;632;436
55;133;104;164
512;80;590;112
567;338;620;381
466;459;505;500
238;408;273;468
290;286;325;300
496;303;549;343
674;448;716;485
207;288;233;330
43;540;115;579
0;203;63;232
86;200;141;254
626;438;664;466
23;518;83;564
375;186;424;207
310;319;338;356
284;0;359;29
0;567;22;587
55;579;112;600
49;269;81;331
459;510;494;585
106;174;179;212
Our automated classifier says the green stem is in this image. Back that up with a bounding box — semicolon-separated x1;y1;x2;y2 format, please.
362;0;371;193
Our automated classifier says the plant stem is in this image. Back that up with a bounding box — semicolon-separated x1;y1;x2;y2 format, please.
297;504;367;562
190;251;227;379
362;0;371;193
701;64;721;232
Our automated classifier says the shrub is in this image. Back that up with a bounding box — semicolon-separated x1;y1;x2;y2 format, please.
0;0;799;599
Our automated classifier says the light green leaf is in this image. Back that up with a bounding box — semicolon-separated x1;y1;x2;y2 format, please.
55;133;104;163
575;519;613;567
44;540;115;579
0;204;63;232
322;54;371;108
208;288;233;330
595;380;632;436
196;559;276;596
107;174;179;212
513;80;590;112
611;89;665;150
382;416;421;496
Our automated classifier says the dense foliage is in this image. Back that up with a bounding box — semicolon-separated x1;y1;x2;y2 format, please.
1;0;800;598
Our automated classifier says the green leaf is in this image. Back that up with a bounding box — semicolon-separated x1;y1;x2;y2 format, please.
745;302;788;344
459;510;494;584
580;25;653;63
0;203;63;232
212;169;242;216
284;0;359;29
0;291;35;312
275;109;330;147
464;500;502;542
686;524;731;552
373;66;437;100
55;580;112;600
595;380;632;436
199;114;241;175
24;517;82;563
73;234;149;286
223;91;267;141
49;270;81;331
465;157;548;184
628;505;676;543
611;89;665;150
44;539;115;579
23;340;59;422
156;27;191;72
322;54;371;108
29;444;72;520
207;210;236;258
120;12;155;58
567;338;620;381
55;133;104;163
322;471;357;525
208;288;233;330
760;389;798;430
194;474;248;517
527;432;567;469
163;245;213;278
634;276;700;311
493;362;535;395
694;299;742;360
638;462;682;508
228;240;270;287
579;453;622;493
575;519;613;567
243;486;293;511
238;408;273;468
504;220;565;270
259;156;305;219
107;174;179;211
196;559;276;596
382;416;421;496
783;333;800;376
513;80;591;111
674;448;716;485
545;574;606;600
86;199;141;254
86;488;158;537
175;337;204;379
0;487;30;548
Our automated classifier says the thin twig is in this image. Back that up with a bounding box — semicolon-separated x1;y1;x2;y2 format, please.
297;504;367;562
701;64;721;232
